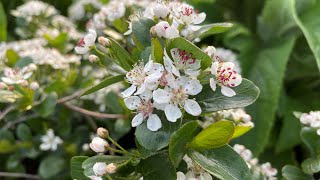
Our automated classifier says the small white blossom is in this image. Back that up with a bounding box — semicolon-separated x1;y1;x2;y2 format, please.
93;162;108;176
210;61;242;97
75;29;97;54
11;1;57;21
40;129;63;151
1;66;34;85
124;90;162;131
100;1;126;22
153;1;170;18
155;21;179;39
299;111;320;135
89;137;109;153
261;162;278;179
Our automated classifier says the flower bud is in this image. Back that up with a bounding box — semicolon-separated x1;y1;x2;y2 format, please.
97;127;109;138
20;80;29;87
88;55;99;63
204;46;216;58
0;82;8;90
89;137;109;153
30;82;39;90
88;176;102;180
8;85;15;91
93;162;108;176
150;26;157;37
28;63;37;71
153;3;169;19
106;163;117;174
98;36;112;46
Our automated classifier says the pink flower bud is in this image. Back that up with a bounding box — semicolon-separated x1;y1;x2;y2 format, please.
89;137;109;153
97;127;109;138
106;163;117;174
30;82;39;90
88;55;99;63
93;162;108;176
98;36;111;46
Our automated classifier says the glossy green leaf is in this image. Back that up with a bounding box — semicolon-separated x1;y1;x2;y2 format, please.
0;2;6;41
82;155;129;176
301;156;320;174
188;23;233;40
232;126;252;139
132;18;156;47
189;120;235;150
135;138;157;159
151;37;163;63
166;37;212;69
169;121;201;167
37;92;58;118
291;0;320;71
16;124;32;141
38;156;65;179
300;127;320;157
5;49;19;67
282;165;312;180
188;145;251;180
82;75;125;96
196;79;260;113
108;38;135;70
137;152;176;180
70;156;89;180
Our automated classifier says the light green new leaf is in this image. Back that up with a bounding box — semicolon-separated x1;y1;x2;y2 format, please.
188;145;251;180
108;38;135;70
169;121;201;167
196;79;260;113
70;156;89;180
232;126;252;139
0;2;6;41
5;49;19;67
188;23;233;40
166;37;212;69
82;75;125;96
282;165;312;179
151;38;163;63
189;120;235;150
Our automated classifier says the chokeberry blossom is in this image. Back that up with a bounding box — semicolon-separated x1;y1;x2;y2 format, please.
177;156;212;180
152;1;170;19
124;90;162;131
75;29;97;54
90;137;109;153
1;64;36;85
210;61;242;97
155;21;179;39
122;60;164;98
100;0;126;22
164;48;201;77
93;162;108;176
298;111;320;135
39;129;63;151
153;76;202;122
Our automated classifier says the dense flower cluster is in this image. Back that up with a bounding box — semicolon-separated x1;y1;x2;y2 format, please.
298;111;320;135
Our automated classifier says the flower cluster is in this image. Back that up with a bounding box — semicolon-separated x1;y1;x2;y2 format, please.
298;111;320;135
1;64;37;88
177;155;212;180
233;144;278;179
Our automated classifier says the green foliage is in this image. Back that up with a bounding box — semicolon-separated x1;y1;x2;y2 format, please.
300;127;320;157
38;156;65;179
232;125;252;139
0;90;22;103
71;156;89;180
151;37;164;63
16;123;32;141
36;92;58;118
5;49;19;67
82;75;125;96
0;2;6;41
282;165;312;180
107;38;136;70
301;156;320;174
132;18;156;47
187;23;233;40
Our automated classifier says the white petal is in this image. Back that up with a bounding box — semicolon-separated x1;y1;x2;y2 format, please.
144;59;153;72
40;143;51;151
221;86;236;97
75;46;89;54
153;102;167;111
147;114;162;131
184;99;201;116
199;172;212;180
85;29;97;46
23;72;33;79
121;85;136;98
1;77;16;84
205;46;216;58
135;84;146;95
165;73;178;89
194;12;206;24
165;27;179;39
183;79;203;95
211;62;219;75
153;89;171;104
188;25;202;31
210;78;217;91
155;21;169;38
185;69;200;77
140;89;153;101
124;96;141;110
177;172;186;180
165;104;182;122
221;62;235;71
132;113;144;127
227;74;242;87
164;50;180;77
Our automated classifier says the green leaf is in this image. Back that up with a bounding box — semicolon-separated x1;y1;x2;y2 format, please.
5;49;19;67
0;90;22;103
236;38;295;155
188;23;233;40
0;140;15;154
37;92;58;118
135;113;180;151
132;18;156;47
44;33;68;51
0;2;6;41
16;124;32;141
166;37;212;69
38;156;65;179
169;121;201;167
232;126;252;139
282;165;312;180
188;145;251;180
108;38;135;70
137;152;176;180
151;38;164;63
291;0;320;71
135;138;157;159
71;156;89;180
82;155;129;176
301;156;320;174
82;75;125;96
189;120;235;150
196;79;260;113
14;57;33;68
300;127;320;157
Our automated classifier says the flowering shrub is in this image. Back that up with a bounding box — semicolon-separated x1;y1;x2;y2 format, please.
0;0;319;179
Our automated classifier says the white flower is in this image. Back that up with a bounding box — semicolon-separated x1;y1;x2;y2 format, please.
89;137;109;153
1;66;34;85
155;21;179;39
153;1;170;18
210;61;242;97
122;60;164;98
216;48;241;74
11;0;57;20
75;29;97;54
93;162;108;176
299;111;320;135
88;176;103;180
39;129;63;151
153;76;202;122
124;90;162;131
30;82;39;90
261;162;278;178
164;48;201;77
100;1;126;22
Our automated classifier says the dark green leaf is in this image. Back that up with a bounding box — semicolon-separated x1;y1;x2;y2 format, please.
188;145;251;180
37;92;57;118
301;156;320;174
38;156;65;179
300;127;320;157
71;156;89;180
196;79;260;113
132;18;156;47
135;138;157;159
16;124;32;141
14;57;33;68
82;75;125;96
169;121;201;167
108;38;135;70
188;23;233;40
282;165;312;180
166;37;212;69
189;120;235;150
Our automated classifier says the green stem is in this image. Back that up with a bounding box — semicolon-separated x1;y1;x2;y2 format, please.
105;174;113;180
91;45;109;58
107;136;128;153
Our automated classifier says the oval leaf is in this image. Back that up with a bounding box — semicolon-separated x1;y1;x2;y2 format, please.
301;156;320;174
188;23;233;40
132;18;156;47
71;156;89;180
232;126;252;139
282;165;312;180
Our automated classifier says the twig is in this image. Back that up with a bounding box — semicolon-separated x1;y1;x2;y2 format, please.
0;172;39;179
2;114;38;130
57;89;84;104
62;103;125;119
0;106;15;121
